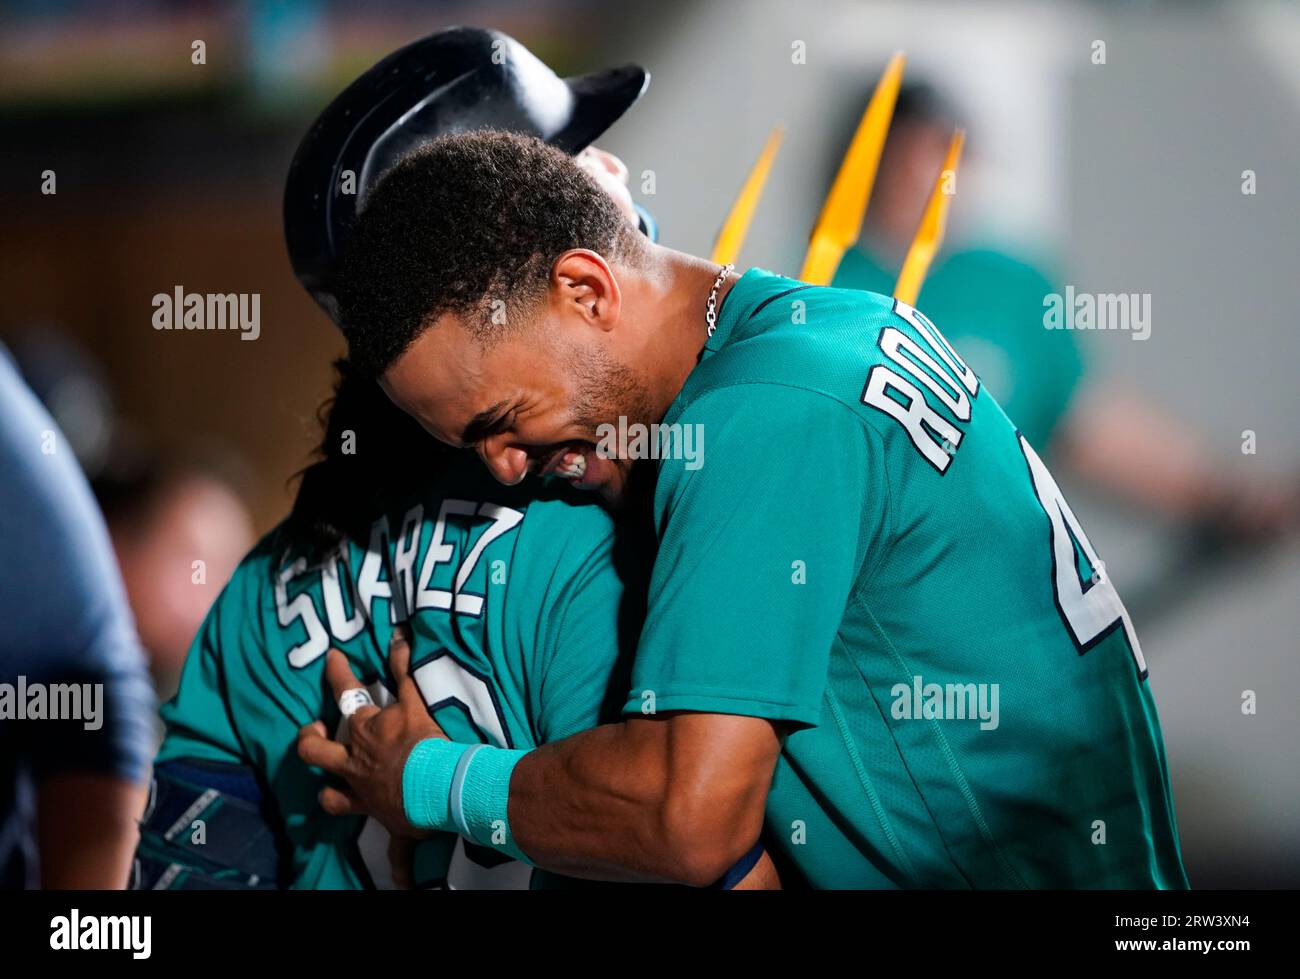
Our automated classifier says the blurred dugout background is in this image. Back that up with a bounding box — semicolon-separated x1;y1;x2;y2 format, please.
0;0;1296;887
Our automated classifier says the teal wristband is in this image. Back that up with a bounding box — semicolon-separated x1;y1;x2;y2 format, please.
402;738;470;832
448;744;487;838
455;744;532;864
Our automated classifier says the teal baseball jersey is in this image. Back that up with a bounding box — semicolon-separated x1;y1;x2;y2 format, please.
834;246;1085;450
624;268;1187;889
156;464;637;889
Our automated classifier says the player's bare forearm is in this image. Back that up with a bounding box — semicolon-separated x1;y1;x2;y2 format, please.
298;640;783;886
1058;383;1300;538
1058;384;1222;516
507;712;781;886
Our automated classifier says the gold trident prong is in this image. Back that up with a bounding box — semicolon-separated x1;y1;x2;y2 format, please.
799;52;905;285
710;125;785;266
893;128;965;306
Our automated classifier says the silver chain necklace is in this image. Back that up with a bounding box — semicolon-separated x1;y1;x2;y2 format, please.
705;263;735;338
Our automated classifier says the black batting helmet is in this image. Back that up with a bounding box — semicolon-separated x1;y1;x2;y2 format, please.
284;26;651;325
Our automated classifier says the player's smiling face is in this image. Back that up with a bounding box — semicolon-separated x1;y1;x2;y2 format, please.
380;301;657;506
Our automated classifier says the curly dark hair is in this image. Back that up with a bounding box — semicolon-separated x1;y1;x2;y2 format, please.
335;129;642;378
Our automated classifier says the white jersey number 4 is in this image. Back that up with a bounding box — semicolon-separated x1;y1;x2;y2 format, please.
1019;434;1148;678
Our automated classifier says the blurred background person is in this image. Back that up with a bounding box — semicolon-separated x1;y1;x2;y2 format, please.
831;79;1300;564
94;450;256;701
0;345;155;889
10;328;256;702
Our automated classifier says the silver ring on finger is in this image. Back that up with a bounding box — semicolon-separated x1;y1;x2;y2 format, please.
338;687;375;718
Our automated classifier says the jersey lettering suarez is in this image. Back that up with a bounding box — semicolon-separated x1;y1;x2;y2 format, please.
156;465;638;889
625;268;1187;889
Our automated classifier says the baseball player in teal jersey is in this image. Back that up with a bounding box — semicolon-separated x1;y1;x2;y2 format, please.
140;448;775;890
304;130;1188;889
135;26;796;892
627;270;1184;888
138;464;638;889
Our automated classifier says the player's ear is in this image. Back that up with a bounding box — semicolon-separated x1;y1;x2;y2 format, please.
552;249;621;331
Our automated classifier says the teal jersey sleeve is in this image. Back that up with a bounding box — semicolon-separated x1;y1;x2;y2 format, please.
623;384;884;727
483;491;639;743
404;490;633;750
531;526;631;742
155;575;254;769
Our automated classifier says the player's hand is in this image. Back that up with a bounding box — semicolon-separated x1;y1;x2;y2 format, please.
296;625;445;839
